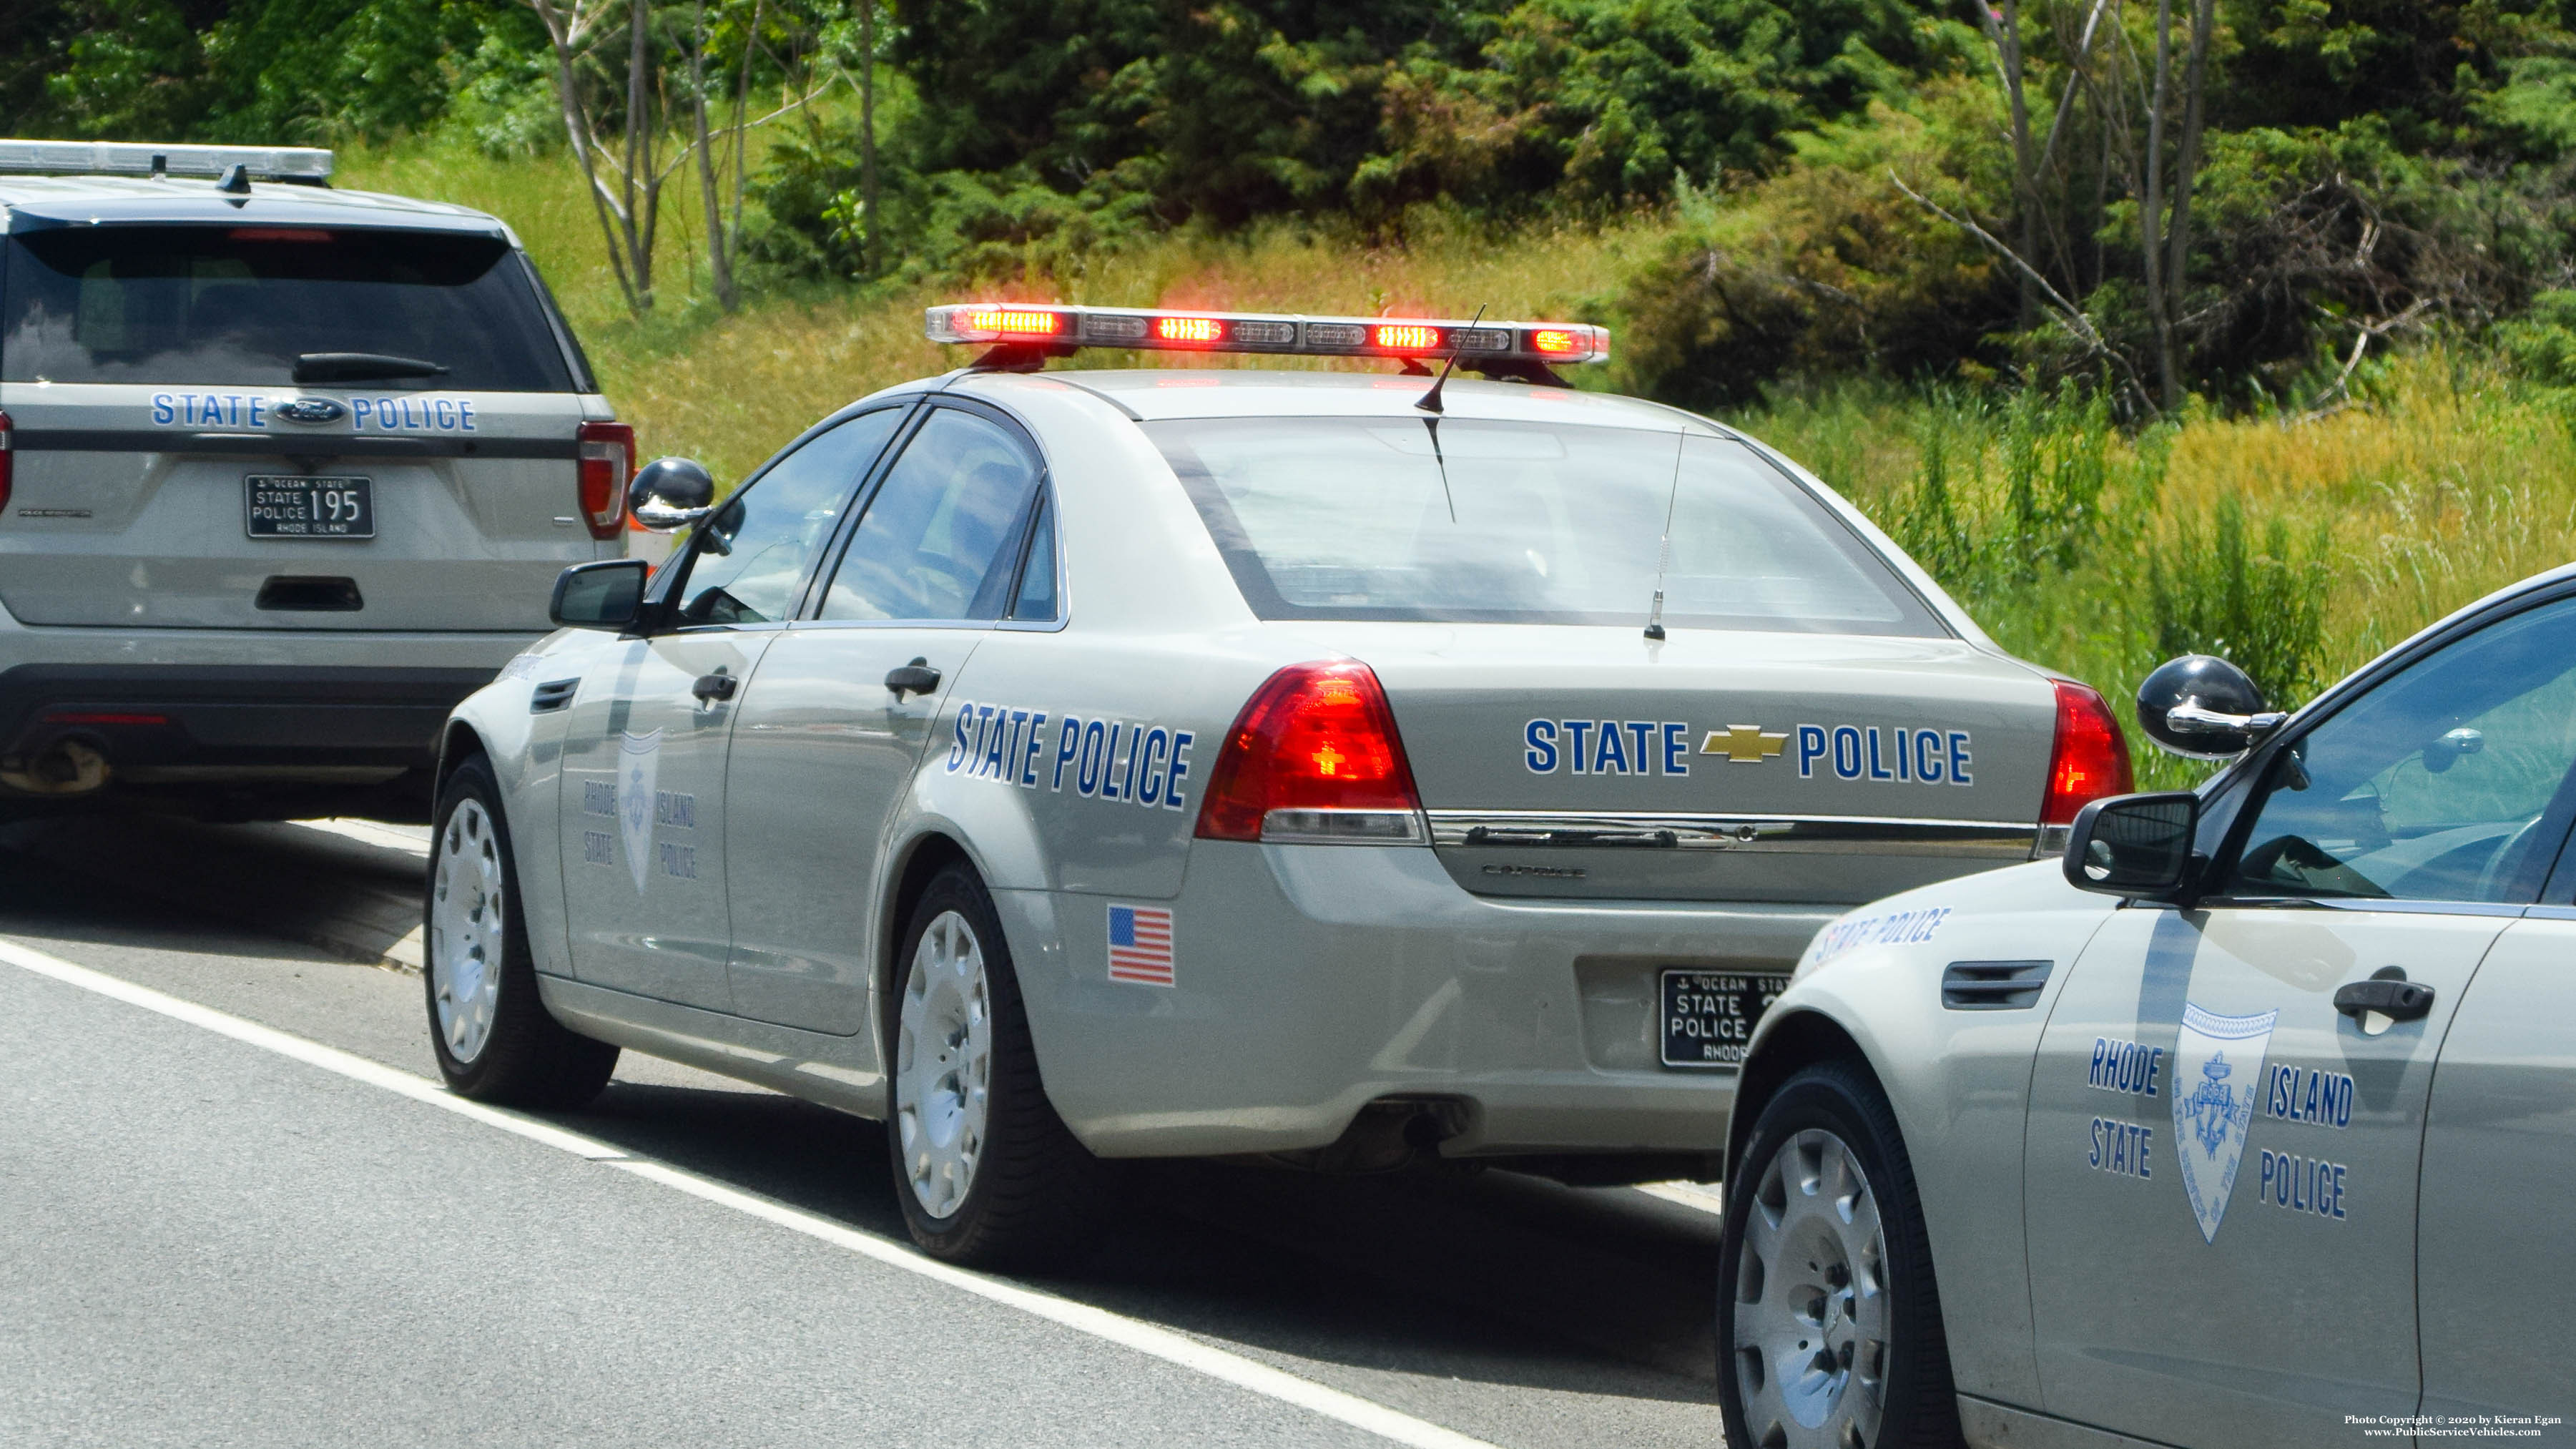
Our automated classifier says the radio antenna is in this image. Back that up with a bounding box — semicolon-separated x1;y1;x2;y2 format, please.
1414;304;1486;415
1643;433;1686;641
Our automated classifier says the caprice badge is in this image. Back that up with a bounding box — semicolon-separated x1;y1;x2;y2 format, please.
275;398;348;424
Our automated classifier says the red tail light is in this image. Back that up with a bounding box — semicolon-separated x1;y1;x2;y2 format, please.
0;411;13;515
2042;679;2135;825
1194;662;1425;843
576;421;634;541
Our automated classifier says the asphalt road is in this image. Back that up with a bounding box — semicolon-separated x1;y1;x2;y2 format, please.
0;818;1736;1448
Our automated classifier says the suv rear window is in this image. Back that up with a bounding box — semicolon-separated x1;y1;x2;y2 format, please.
1148;417;1944;636
1;225;577;391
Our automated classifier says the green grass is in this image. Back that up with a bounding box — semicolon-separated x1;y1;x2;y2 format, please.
337;145;2576;787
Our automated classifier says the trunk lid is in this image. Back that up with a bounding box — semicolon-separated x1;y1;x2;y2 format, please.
1297;622;2059;905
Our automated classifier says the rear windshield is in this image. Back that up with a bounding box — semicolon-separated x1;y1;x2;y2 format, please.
1148;418;1945;635
1;225;577;391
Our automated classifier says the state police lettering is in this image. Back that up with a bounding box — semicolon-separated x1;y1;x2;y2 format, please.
2265;1064;2355;1129
1807;905;1951;963
945;699;1194;812
2086;1038;2166;1097
2256;1150;2349;1219
2088;1118;2154;1179
149;392;479;432
1794;724;1972;786
1524;719;1691;775
1521;717;1972;785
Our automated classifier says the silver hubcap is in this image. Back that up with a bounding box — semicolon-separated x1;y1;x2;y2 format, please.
895;910;993;1221
428;798;507;1065
1731;1127;1891;1449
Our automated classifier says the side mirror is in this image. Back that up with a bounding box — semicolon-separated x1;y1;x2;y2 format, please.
2063;791;2199;897
2135;654;2289;758
551;558;647;630
628;456;717;531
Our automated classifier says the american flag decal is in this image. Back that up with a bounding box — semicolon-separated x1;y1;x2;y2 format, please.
1107;905;1175;987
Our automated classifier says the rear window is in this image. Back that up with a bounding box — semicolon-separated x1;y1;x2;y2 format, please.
1;225;577;391
1148;417;1945;636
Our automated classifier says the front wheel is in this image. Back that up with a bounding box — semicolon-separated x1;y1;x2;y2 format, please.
1717;1060;1962;1449
424;755;619;1109
886;865;1106;1268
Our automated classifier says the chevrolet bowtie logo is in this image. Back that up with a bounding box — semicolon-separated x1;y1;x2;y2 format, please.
1701;724;1787;763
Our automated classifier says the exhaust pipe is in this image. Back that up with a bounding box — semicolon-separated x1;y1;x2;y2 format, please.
2;738;112;795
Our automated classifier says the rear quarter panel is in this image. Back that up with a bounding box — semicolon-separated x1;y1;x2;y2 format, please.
1739;861;2122;1408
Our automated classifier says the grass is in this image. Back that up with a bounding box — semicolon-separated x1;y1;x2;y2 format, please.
335;145;2576;787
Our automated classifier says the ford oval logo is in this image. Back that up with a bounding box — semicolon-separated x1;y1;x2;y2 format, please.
276;398;347;424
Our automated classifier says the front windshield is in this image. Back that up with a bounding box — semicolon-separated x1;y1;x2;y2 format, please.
1147;418;1943;635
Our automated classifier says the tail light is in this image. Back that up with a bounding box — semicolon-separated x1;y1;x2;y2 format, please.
1194;661;1427;844
0;411;13;515
576;421;634;541
2041;679;2135;826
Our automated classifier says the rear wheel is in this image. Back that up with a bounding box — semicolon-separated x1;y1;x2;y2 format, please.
1717;1061;1962;1449
424;755;618;1108
887;865;1106;1268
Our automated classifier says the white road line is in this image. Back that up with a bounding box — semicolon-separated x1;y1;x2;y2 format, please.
1632;1181;1726;1217
0;936;1498;1449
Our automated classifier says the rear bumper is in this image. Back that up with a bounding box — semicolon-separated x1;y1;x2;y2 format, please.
0;662;496;776
1001;841;1852;1162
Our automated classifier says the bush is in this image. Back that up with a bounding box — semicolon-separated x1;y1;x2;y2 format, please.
2145;496;2332;711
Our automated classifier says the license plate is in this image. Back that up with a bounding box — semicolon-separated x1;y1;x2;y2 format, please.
246;475;373;539
1660;969;1790;1069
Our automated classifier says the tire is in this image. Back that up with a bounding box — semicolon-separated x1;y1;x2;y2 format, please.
1716;1059;1963;1449
423;755;619;1109
886;865;1106;1269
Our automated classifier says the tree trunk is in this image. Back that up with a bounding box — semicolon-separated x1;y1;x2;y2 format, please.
1980;0;2040;329
691;0;737;312
2160;0;2216;388
624;0;655;310
2142;0;2178;410
860;0;879;277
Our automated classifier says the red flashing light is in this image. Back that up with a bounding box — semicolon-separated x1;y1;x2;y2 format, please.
1374;324;1441;353
1194;662;1423;841
2042;679;2135;826
1156;316;1224;343
576;421;635;541
969;308;1063;336
1531;329;1579;355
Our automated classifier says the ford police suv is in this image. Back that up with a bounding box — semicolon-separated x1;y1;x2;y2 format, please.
0;140;629;823
425;304;2134;1267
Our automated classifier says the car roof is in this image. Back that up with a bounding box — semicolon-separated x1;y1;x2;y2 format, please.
0;176;509;235
955;367;1730;432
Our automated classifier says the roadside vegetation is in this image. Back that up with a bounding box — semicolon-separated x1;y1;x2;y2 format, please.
16;0;2576;780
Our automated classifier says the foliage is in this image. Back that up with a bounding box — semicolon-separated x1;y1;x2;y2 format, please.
2144;497;2333;707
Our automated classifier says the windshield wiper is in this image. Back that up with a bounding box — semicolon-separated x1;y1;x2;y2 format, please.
292;352;450;384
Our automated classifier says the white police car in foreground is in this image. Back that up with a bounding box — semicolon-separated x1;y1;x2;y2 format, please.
1718;574;2576;1447
425;304;2134;1265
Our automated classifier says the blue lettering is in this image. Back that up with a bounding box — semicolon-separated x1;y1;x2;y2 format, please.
1021;712;1048;787
1832;726;1863;781
434;398;458;429
1524;719;1559;774
1625;722;1656;775
1662;722;1689;776
1914;728;1943;783
1077;720;1106;796
1101;723;1126;800
1948;731;1973;786
945;702;974;772
152;393;174;425
351;398;372;428
458;400;477;431
1867;727;1894;780
1136;727;1170;806
1164;731;1194;812
1595;722;1629;776
248;396;266;428
1797;724;1828;778
1563;721;1594;776
982;709;1013;779
1053;716;1082;790
1002;710;1030;779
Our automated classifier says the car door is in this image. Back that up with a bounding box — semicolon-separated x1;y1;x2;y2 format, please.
554;411;894;1010
2021;592;2576;1447
722;402;1050;1035
2416;907;2576;1421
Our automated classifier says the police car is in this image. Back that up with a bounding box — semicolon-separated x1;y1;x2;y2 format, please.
0;140;627;823
424;303;2135;1266
1716;576;2576;1448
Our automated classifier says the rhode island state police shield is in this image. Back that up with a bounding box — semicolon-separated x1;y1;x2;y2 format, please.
2169;1003;2278;1244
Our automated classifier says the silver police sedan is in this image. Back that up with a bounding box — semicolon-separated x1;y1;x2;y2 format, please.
423;304;2135;1266
1718;571;2576;1447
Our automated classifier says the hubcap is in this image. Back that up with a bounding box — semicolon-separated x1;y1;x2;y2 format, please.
895;910;994;1221
428;798;507;1065
1731;1127;1891;1449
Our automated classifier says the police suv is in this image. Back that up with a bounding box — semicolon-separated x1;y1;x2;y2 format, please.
0;141;629;822
426;304;2135;1265
1716;579;2576;1447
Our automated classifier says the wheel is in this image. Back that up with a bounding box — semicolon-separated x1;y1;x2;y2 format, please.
423;754;619;1109
887;865;1106;1268
1717;1060;1962;1449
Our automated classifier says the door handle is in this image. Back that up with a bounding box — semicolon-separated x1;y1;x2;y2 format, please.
885;657;940;698
2334;966;2435;1023
692;670;737;703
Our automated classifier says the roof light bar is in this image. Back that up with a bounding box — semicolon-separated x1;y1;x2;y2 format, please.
925;303;1611;365
0;139;333;183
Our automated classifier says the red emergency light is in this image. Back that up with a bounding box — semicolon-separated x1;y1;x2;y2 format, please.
923;303;1611;373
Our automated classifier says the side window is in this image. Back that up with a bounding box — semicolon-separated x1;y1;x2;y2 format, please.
820;407;1041;622
2222;596;2576;903
1007;496;1058;622
670;408;903;627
